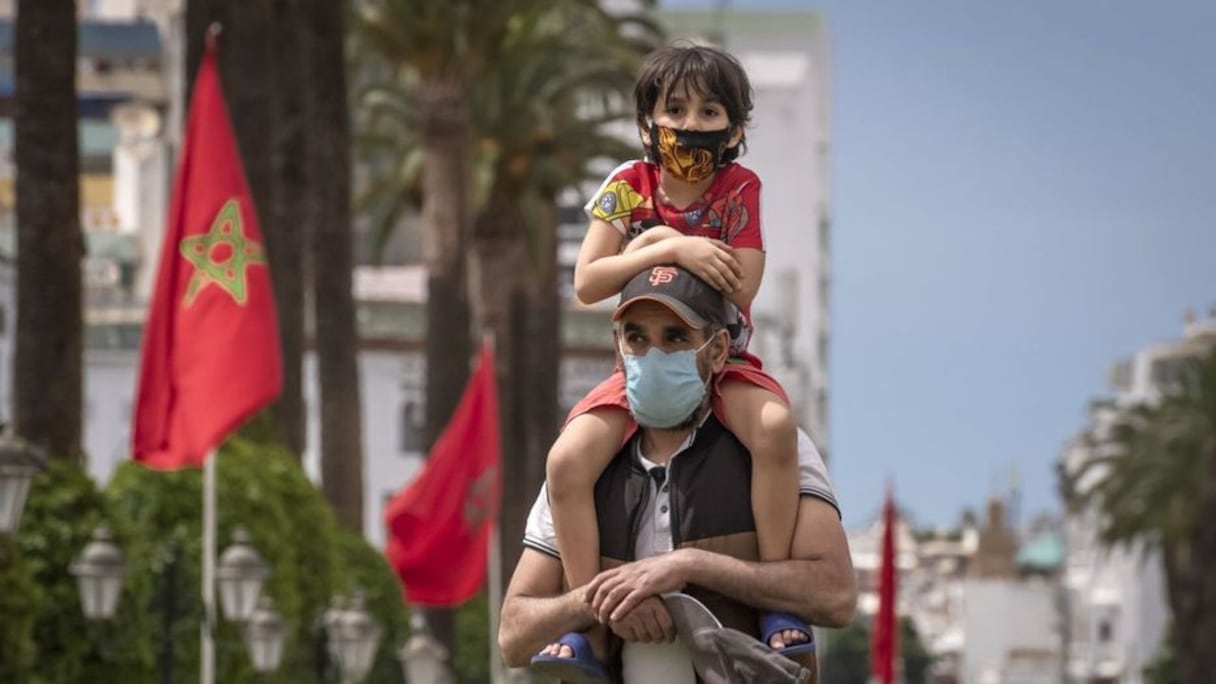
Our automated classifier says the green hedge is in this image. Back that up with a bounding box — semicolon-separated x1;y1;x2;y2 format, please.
2;434;411;683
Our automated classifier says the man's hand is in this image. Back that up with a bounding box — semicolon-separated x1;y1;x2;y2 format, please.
606;596;676;643
587;551;690;622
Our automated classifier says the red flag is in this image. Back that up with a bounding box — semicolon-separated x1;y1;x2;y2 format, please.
870;486;899;684
132;43;281;469
385;342;501;606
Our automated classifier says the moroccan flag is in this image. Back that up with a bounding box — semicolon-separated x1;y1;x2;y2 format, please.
385;342;501;606
131;43;281;469
870;486;898;684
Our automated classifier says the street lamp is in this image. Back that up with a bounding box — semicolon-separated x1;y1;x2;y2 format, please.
322;596;347;665
216;527;269;623
398;613;454;684
0;430;47;534
243;596;288;673
332;592;382;683
70;525;127;620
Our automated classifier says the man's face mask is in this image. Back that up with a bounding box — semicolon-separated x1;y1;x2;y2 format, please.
648;122;733;184
621;335;715;428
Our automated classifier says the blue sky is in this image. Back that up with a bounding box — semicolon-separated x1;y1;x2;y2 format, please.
663;0;1216;528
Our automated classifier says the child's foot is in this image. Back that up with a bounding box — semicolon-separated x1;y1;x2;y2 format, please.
530;630;610;683
768;627;810;650
760;612;815;656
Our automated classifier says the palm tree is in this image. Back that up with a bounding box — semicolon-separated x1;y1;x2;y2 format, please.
352;0;657;648
355;0;658;581
466;7;658;582
1070;349;1216;684
14;0;83;462
305;0;365;532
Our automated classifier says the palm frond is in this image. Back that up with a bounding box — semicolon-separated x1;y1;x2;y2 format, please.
1075;350;1216;557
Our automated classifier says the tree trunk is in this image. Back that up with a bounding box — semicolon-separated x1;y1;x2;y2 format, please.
416;81;474;652
306;0;365;533
420;82;473;450
471;221;525;593
186;1;272;211
502;201;562;594
1171;450;1216;684
14;0;83;462
267;0;307;456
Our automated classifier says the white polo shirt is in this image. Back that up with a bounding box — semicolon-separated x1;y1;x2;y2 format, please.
523;427;838;683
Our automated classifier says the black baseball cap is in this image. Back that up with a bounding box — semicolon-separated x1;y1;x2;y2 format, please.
613;265;728;329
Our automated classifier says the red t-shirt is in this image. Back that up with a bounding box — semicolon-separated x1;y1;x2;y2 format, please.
584;159;763;354
585;159;763;249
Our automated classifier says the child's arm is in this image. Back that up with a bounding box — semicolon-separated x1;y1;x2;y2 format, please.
574;220;746;305
727;246;765;311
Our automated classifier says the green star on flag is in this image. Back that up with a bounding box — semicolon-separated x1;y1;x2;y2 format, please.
179;198;267;307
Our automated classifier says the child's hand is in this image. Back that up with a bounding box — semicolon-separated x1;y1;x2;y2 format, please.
671;236;743;293
622;225;683;254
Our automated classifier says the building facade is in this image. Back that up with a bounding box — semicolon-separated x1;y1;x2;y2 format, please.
1058;309;1216;683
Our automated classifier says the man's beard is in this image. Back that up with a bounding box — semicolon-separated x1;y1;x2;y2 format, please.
668;356;714;431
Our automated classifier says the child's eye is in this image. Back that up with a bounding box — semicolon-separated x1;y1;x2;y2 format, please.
666;105;684;115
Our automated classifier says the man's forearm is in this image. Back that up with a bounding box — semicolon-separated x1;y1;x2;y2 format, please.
677;548;856;628
498;589;598;667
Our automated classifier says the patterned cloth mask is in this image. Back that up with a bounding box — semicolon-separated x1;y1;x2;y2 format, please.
648;123;732;183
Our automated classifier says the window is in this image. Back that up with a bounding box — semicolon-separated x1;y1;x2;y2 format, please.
400;400;424;454
1097;619;1113;643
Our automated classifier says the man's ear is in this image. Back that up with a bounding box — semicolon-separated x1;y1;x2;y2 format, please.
709;328;730;372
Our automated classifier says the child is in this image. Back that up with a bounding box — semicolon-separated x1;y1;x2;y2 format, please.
543;44;808;669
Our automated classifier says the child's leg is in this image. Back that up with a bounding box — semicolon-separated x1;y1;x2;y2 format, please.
719;380;806;651
545;406;631;656
718;380;800;562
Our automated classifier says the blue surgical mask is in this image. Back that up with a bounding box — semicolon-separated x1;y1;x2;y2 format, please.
622;338;713;428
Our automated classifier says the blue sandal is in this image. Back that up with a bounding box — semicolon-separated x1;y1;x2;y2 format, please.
761;612;816;657
530;631;611;682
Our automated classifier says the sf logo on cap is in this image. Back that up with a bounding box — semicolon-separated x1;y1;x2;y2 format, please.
649;266;678;287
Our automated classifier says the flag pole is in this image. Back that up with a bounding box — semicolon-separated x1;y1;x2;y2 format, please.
200;24;223;684
481;332;505;682
201;449;217;684
487;521;504;683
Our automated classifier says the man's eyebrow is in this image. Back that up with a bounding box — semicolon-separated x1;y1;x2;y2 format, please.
622;322;644;333
662;324;693;336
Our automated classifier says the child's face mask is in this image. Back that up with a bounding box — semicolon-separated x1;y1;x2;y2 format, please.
648;122;733;183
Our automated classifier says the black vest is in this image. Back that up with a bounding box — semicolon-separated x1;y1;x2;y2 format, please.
594;415;762;643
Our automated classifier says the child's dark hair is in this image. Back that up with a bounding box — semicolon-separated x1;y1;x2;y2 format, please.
634;44;754;162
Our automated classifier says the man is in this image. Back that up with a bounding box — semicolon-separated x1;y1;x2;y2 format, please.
498;265;856;682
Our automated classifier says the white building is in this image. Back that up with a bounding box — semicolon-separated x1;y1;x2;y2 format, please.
847;498;1071;684
1058;308;1216;683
